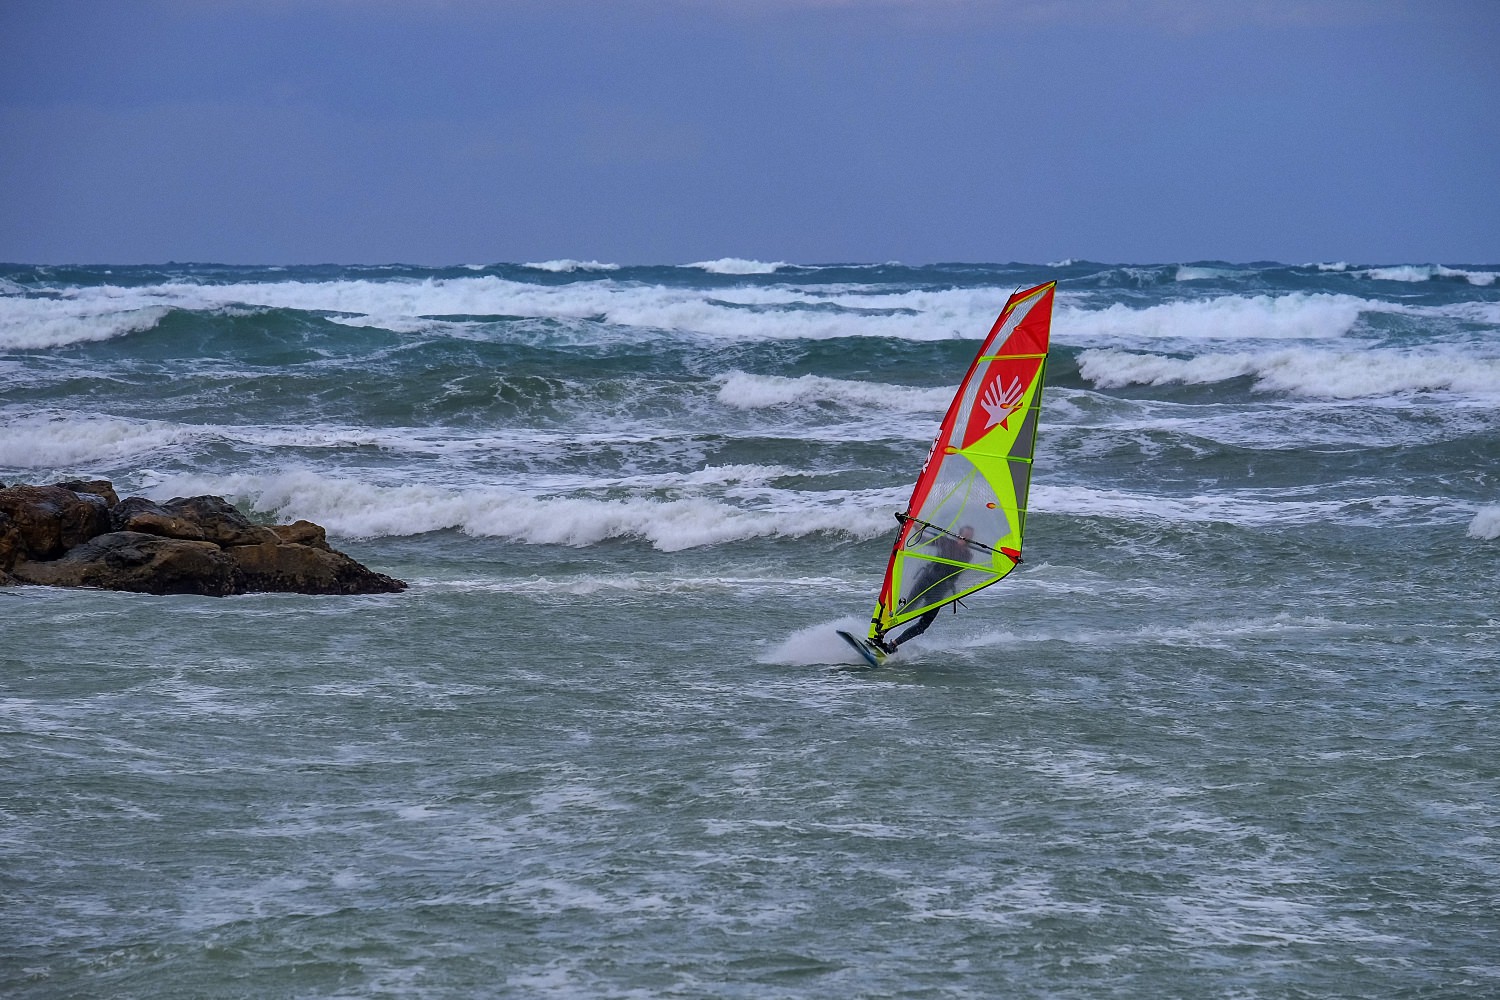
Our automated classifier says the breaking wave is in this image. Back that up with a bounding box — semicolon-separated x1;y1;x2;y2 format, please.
1076;347;1500;399
681;258;791;275
521;259;621;273
1358;264;1498;286
715;371;950;412
6;259;1494;353
1468;506;1500;540
139;469;900;551
0;299;171;349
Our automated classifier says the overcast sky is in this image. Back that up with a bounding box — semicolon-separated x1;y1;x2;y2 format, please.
2;0;1496;266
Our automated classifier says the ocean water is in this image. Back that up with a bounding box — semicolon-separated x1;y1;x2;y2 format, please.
2;258;1497;998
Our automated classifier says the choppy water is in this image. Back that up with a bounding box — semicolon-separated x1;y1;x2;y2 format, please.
3;258;1498;997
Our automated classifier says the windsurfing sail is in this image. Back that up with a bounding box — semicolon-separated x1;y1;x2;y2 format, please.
869;280;1056;642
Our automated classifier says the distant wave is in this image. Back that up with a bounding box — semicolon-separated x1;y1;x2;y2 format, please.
715;371;950;412
1076;346;1500;399
681;258;790;275
1174;265;1257;282
4;266;1494;355
521;259;621;273
1060;292;1370;344
1357;264;1497;286
0;275;1007;343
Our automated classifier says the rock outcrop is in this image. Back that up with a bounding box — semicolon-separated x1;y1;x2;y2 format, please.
0;481;405;596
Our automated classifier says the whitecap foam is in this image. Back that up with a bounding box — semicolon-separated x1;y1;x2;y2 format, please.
0;410;203;468
1077;346;1500;399
1;275;984;343
10;272;1491;379
1037;482;1472;529
521;259;620;273
1468;506;1500;540
2;410;530;472
1047;387;1496;451
1062;292;1369;346
715;370;951;412
681;258;790;275
142;469;906;550
1175;265;1254;281
12;273;1469;353
0;297;170;349
416;572;853;598
1360;264;1498;286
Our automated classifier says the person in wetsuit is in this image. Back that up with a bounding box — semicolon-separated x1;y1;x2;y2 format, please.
877;525;974;653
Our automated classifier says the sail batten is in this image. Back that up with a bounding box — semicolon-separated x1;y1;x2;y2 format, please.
869;280;1057;640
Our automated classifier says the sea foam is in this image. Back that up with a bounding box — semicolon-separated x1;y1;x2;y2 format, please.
715;371;950;412
1040;483;1472;529
1060;293;1368;345
682;258;790;275
142;470;905;550
521;260;621;273
1077;346;1500;399
1468;506;1500;540
3;274;1468;352
1360;264;1498;286
0;410;200;467
0;298;171;349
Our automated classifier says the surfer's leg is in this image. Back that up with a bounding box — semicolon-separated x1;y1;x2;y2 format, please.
891;607;940;649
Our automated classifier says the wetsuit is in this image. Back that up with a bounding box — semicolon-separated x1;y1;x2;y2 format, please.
885;535;970;650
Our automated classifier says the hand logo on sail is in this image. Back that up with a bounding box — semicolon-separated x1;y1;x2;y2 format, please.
980;374;1024;429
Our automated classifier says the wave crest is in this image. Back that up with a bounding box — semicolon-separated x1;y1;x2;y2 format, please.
1077;347;1500;399
1062;293;1368;345
143;470;901;551
1360;264;1498;286
521;259;621;273
0;300;170;349
716;371;950;412
682;258;790;275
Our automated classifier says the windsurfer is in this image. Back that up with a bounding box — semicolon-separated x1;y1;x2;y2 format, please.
877;525;974;652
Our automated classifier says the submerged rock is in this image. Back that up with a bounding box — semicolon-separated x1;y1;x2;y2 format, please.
0;481;405;597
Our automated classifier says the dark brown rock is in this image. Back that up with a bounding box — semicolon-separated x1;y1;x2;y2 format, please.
0;485;112;562
160;495;267;546
270;519;331;551
1;479;405;596
110;495;274;546
110;497;208;540
11;531;246;596
226;539;406;595
0;511;19;573
55;479;121;507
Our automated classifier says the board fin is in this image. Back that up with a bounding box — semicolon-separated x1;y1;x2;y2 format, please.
836;629;887;668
